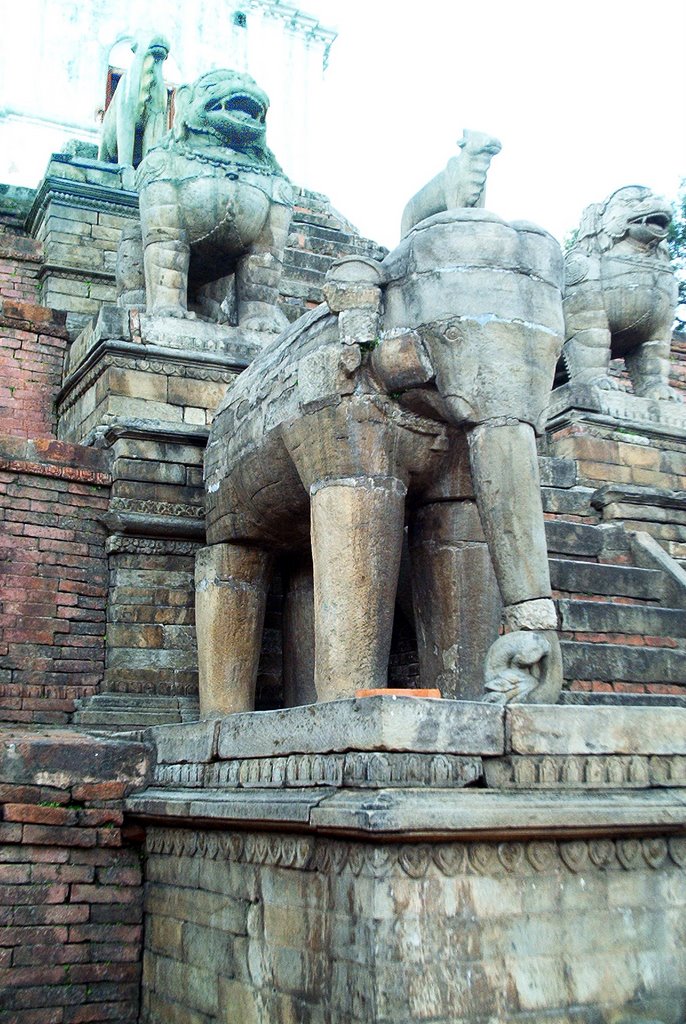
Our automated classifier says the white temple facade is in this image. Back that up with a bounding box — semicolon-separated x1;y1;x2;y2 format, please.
0;0;336;189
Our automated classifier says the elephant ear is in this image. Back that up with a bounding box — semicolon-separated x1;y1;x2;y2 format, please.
171;84;191;141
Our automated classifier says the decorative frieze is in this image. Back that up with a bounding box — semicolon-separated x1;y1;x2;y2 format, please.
485;754;686;789
145;826;686;877
153;752;483;790
106;535;201;556
109;496;204;519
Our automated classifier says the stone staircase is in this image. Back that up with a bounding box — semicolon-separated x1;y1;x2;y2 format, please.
545;519;686;695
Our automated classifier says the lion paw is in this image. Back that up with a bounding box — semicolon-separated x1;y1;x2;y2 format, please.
638;384;683;403
150;306;197;320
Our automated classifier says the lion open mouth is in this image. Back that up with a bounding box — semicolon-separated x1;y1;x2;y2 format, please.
629;212;670;234
207;94;266;124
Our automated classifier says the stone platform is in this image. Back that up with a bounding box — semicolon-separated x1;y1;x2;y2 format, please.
127;698;686;1023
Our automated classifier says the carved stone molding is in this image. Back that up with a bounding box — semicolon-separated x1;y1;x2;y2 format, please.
153;752;483;790
106;535;202;556
58;350;238;414
145;827;686;877
109;496;204;519
485;754;686;789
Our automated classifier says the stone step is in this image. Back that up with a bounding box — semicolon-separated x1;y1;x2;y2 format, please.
545;520;605;558
558;599;686;637
561;641;686;684
77;710;184;726
549;559;663;600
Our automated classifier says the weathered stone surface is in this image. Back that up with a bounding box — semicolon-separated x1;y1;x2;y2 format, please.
153;752;483;790
559;599;686;636
561;641;686;685
129;785;686;837
508;705;686;755
216;697;505;758
484;753;686;789
549;384;686;432
0;729;151;787
400;129;501;235
202;206;566;710
544;518;606;557
99;32;170;168
562;186;679;401
135;69;293;332
550;558;662;599
150;718;220;764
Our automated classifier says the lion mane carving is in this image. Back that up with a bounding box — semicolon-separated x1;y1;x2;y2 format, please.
135;68;293;331
562;185;680;401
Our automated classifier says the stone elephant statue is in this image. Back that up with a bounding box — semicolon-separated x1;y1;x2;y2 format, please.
99;32;170;169
197;208;565;715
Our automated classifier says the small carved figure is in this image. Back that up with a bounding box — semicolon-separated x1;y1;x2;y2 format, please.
483;632;561;704
400;130;501;236
197;202;565;715
135;69;293;331
99;32;170;168
562;186;680;400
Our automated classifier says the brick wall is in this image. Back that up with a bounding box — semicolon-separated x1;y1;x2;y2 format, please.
0;299;69;440
0;229;41;306
0;729;150;1023
0;438;110;725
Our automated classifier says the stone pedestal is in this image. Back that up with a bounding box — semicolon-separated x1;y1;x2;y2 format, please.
545;385;686;565
62;311;266;729
25;153;138;334
128;697;686;1023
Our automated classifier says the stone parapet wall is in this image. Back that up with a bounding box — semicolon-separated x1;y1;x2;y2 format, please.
0;437;110;725
0;729;150;1023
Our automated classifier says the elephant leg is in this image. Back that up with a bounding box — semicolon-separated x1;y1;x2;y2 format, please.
409;500;501;700
468;422;562;704
625;336;681;401
310;476;406;702
236;202;292;332
282;553;316;707
195;543;272;717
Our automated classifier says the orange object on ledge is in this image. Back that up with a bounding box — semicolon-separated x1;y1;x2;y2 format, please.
355;688;442;699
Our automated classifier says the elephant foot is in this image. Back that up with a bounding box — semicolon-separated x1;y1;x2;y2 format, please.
482;629;562;705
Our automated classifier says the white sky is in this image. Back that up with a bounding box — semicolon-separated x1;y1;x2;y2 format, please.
300;0;686;250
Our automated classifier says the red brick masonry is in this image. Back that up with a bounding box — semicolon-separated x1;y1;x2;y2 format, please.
0;729;150;1023
0;438;111;725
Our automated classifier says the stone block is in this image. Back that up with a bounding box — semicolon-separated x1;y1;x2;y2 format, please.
216;697;505;758
152;719;220;764
561;641;686;684
508;704;686;755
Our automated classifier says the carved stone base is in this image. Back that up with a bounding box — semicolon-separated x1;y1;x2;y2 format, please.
548;383;686;437
129;699;686;1022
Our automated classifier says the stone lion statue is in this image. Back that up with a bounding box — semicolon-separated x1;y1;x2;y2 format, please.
134;68;293;332
562;185;680;401
99;32;170;168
